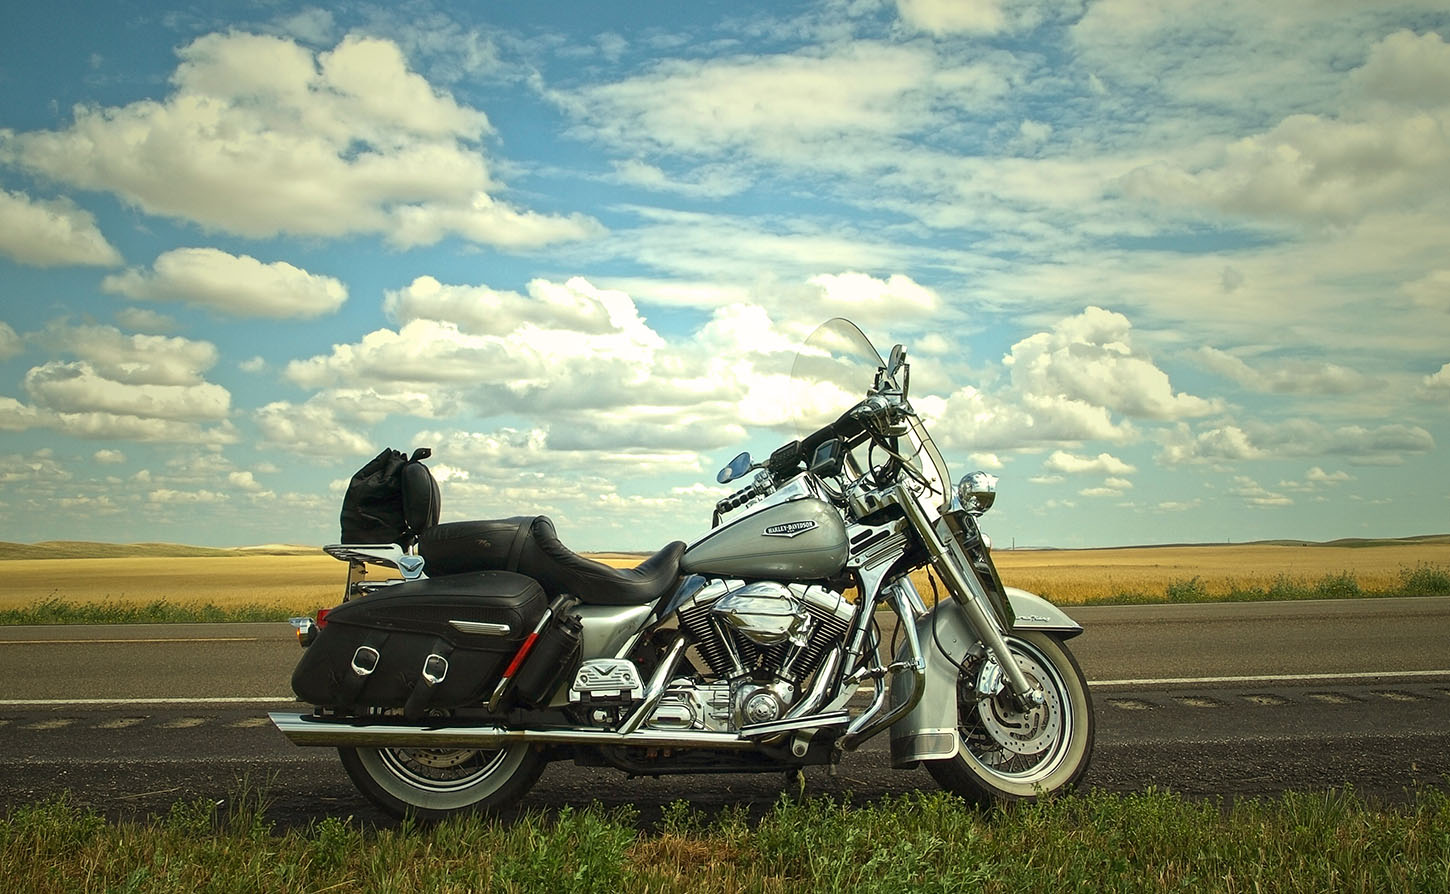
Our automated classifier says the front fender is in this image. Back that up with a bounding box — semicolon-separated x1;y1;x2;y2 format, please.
887;588;1080;767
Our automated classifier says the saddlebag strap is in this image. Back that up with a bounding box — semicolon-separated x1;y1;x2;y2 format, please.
402;637;454;721
337;630;390;713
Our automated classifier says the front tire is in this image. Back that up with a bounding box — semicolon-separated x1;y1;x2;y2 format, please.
339;742;545;820
925;631;1094;805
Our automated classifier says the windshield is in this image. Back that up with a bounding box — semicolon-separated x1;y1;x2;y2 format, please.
788;319;953;511
787;318;883;438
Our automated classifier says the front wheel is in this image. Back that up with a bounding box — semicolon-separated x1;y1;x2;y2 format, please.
339;742;546;820
925;631;1094;805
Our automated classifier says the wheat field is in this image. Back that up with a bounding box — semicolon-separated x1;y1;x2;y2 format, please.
2;537;1447;614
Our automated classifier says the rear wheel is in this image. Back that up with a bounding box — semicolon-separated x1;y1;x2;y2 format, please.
339;742;545;820
925;631;1094;805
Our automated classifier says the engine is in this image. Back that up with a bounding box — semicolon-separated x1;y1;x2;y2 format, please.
664;579;855;731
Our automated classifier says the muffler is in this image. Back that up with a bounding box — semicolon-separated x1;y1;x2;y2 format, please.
268;712;757;750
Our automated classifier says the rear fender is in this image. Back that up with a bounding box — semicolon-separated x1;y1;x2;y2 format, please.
887;588;1079;767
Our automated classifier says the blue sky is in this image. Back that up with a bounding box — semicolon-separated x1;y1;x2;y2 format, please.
1;0;1447;550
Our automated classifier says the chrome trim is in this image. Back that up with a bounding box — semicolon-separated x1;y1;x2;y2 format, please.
324;544;426;580
269;713;758;750
839;581;927;750
618;634;688;735
448;620;511;636
740;710;850;739
350;646;379;676
422;654;448;686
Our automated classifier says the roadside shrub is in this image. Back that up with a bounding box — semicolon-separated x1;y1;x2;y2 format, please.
1163;577;1209;603
1399;563;1450;596
1312;571;1362;599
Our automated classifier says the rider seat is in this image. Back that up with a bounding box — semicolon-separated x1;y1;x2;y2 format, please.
419;516;685;606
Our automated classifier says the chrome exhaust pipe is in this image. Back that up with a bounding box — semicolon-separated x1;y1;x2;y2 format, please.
268;712;757;750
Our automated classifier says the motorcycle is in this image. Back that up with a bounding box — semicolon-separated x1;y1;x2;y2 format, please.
269;318;1094;819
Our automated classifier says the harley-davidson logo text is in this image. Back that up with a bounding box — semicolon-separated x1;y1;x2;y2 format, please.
763;520;818;538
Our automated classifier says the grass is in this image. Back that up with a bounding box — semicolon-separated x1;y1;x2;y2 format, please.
3;786;1447;892
0;540;1447;624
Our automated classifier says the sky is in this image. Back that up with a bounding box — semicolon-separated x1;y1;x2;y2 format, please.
1;0;1448;552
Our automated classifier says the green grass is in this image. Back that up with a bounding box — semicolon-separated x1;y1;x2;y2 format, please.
0;597;302;625
1087;563;1450;606
3;786;1447;893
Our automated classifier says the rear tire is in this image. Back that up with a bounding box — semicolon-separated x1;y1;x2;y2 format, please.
339;742;545;820
925;631;1094;805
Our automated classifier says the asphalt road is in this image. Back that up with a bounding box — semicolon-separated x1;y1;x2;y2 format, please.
2;596;1447;827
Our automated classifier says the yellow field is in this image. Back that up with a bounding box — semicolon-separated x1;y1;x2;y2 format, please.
0;554;351;613
988;540;1450;604
2;539;1447;613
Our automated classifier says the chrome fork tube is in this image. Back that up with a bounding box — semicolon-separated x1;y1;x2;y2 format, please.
897;491;1040;704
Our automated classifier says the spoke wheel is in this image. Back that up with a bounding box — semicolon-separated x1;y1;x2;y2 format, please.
926;631;1094;805
340;742;545;820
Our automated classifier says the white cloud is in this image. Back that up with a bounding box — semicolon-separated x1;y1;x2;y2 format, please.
1423;362;1450;395
1229;475;1292;508
383;275;618;335
0;189;122;268
1306;466;1352;483
148;488;229;504
93;449;126;464
25;362;230;422
1403;269;1450;313
1004;306;1219;420
0;396;42;432
897;0;1006;35
41;323;218;386
47;412;238;445
1113;29;1450;226
112;308;179;333
3;323;236;444
1349;29;1450;108
103;248;348;319
0;450;69;484
806;272;941;322
228;471;265;492
1043;450;1136;476
254;400;374;457
0;32;598;249
1159;418;1435;465
1192;347;1374;395
0;323;20;361
563;42;1009;166
610;159;751;199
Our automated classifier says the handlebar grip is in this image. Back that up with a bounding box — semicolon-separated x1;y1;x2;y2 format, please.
716;479;768;514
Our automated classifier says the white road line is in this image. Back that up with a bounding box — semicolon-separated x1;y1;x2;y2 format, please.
0;697;292;706
1090;669;1450;687
0;638;260;645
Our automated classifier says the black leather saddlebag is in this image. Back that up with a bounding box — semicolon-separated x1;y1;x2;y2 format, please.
291;571;547;718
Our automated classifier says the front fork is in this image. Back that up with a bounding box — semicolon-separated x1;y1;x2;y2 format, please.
896;493;1044;708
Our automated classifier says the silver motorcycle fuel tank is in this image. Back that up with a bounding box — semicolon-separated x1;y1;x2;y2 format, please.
680;498;849;580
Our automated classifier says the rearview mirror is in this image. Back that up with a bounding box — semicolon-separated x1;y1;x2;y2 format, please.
717;452;753;484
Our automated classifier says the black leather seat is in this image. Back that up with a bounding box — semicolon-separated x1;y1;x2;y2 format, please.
419;516;686;606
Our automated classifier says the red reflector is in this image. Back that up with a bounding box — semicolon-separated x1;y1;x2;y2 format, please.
502;632;539;678
316;607;330;628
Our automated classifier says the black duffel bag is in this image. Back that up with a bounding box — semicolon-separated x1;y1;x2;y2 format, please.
339;447;440;547
291;570;546;719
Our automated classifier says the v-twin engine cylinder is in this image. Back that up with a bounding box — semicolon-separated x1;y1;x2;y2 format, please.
676;579;854;689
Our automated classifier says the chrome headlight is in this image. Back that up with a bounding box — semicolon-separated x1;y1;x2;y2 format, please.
957;471;998;516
